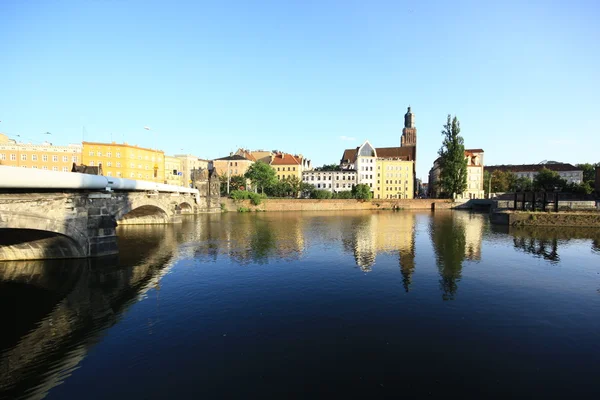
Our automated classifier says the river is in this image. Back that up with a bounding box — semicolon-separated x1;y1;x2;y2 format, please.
1;211;599;399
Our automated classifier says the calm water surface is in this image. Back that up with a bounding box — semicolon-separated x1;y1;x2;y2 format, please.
1;211;600;399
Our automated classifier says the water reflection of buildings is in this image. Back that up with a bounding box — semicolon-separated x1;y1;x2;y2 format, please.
187;213;305;265
0;226;180;400
343;213;417;289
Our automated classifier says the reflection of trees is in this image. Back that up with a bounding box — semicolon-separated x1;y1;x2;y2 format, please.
399;245;415;292
0;227;178;400
430;212;467;300
513;237;559;262
510;226;600;262
190;213;305;265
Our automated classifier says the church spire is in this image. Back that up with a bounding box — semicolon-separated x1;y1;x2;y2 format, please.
401;106;417;147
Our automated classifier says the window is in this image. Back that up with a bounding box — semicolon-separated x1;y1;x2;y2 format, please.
42;155;48;162
10;154;16;161
107;152;112;157
32;165;38;169
52;166;58;171
130;153;135;158
89;151;94;156
52;155;58;162
42;166;48;170
293;167;295;171
116;152;121;158
62;156;68;162
0;154;5;160
117;162;121;167
21;154;27;161
21;165;27;168
72;156;77;162
130;163;135;168
117;172;122;177
138;156;142;160
288;167;291;171
62;167;69;172
138;173;142;178
90;161;95;166
32;155;38;161
277;167;280;171
107;162;112;167
97;151;102;157
107;171;112;176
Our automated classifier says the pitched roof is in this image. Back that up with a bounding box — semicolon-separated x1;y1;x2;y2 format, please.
270;153;301;166
465;149;484;154
485;163;581;173
341;146;415;162
214;154;252;161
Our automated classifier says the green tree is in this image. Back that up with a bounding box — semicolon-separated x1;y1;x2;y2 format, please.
219;174;246;195
299;182;315;198
511;176;533;192
244;161;277;194
310;189;333;199
533;168;567;191
438;115;468;199
576;163;596;184
352;184;372;200
315;164;341;171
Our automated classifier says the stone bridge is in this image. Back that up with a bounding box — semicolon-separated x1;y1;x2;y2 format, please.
0;191;199;261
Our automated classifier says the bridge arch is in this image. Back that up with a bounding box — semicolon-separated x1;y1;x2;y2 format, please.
117;205;171;225
179;202;193;214
0;212;88;260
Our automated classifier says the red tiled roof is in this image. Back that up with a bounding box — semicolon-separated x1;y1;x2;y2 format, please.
270;153;301;166
341;146;415;162
465;149;484;154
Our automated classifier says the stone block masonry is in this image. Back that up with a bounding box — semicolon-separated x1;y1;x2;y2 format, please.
224;198;453;212
0;191;199;260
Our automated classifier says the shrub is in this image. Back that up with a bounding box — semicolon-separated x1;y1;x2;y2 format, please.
230;190;266;205
310;189;333;199
332;191;353;199
220;202;227;212
237;206;251;213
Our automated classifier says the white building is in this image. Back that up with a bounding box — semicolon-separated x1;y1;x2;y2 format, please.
302;170;357;193
485;163;583;185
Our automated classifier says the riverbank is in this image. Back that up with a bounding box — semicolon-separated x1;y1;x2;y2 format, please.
490;210;600;228
223;198;454;212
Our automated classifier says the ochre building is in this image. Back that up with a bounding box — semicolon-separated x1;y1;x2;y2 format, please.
82;141;164;182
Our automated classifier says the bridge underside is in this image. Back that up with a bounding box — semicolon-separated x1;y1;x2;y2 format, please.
0;229;86;261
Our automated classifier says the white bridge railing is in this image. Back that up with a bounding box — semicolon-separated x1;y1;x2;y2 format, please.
0;165;199;196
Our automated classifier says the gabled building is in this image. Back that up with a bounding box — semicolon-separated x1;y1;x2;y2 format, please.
270;152;303;181
340;106;418;199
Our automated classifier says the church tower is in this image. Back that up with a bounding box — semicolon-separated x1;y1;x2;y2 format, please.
401;106;417;147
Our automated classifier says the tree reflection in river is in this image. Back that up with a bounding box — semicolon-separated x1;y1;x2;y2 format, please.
429;212;467;300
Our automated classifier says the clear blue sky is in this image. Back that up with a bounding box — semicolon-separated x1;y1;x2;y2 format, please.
1;0;598;180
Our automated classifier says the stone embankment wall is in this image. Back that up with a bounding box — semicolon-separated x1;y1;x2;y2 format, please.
223;198;454;212
490;211;600;228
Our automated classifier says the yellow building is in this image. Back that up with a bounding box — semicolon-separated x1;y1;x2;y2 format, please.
270;152;304;181
0;133;82;171
165;155;184;186
82;141;164;182
375;158;415;199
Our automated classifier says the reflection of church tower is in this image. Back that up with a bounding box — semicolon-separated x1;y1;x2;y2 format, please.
399;243;415;293
401;106;417;148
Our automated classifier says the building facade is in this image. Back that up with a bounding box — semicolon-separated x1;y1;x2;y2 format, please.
270;152;303;181
82;142;164;181
164;156;184;186
429;149;485;199
484;163;583;185
212;154;254;178
0;134;82;172
340;106;417;198
302;170;357;192
375;158;415;199
174;154;209;188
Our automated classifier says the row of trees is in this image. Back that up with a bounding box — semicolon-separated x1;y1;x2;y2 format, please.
483;163;598;195
221;161;372;200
